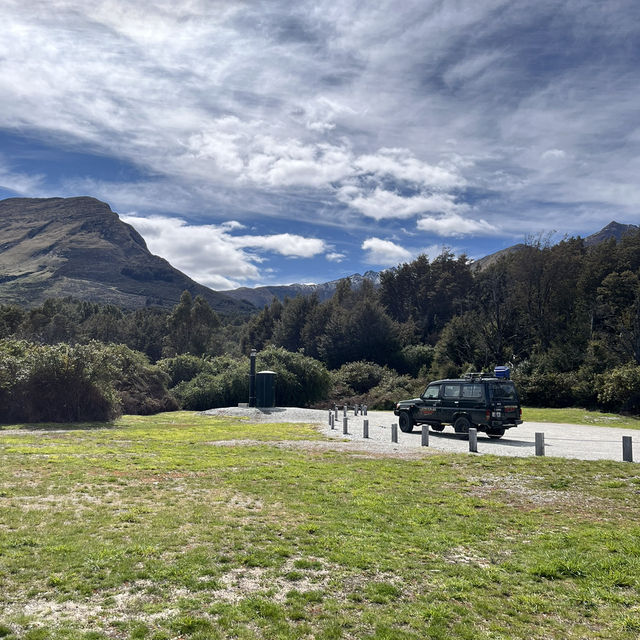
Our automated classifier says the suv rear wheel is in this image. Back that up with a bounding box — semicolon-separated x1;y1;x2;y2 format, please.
453;416;471;434
398;411;414;433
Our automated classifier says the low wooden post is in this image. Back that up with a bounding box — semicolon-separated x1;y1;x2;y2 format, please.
328;410;332;425
363;419;369;439
469;428;478;453
363;405;368;416
343;417;348;435
343;404;347;417
391;423;398;443
623;436;633;463
421;424;429;447
330;414;335;430
535;432;545;456
334;405;338;421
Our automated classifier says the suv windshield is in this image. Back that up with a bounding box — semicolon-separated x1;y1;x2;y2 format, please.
489;382;518;401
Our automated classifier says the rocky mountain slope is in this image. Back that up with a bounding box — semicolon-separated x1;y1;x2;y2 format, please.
0;197;253;312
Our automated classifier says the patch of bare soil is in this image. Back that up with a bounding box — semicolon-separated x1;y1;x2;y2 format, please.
468;474;630;519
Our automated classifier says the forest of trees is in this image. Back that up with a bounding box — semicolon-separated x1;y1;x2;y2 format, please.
1;229;639;421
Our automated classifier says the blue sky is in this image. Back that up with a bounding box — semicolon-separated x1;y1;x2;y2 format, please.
1;1;639;289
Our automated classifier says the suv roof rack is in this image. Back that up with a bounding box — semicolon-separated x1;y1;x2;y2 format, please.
463;372;496;380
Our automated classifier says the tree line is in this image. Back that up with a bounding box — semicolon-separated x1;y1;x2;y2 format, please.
1;229;639;421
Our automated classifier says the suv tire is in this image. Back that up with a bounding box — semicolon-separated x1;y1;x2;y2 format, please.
453;416;471;434
398;411;414;433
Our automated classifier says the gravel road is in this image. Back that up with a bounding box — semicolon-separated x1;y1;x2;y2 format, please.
203;406;640;463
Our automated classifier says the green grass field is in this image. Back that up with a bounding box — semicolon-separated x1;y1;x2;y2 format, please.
1;412;640;639
522;407;640;429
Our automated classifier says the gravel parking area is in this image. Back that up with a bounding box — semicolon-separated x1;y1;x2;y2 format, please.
202;406;640;463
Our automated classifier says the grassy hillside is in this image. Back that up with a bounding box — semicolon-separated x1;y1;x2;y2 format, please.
1;413;639;639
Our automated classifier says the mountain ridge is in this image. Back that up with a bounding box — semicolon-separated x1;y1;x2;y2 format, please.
0;196;253;313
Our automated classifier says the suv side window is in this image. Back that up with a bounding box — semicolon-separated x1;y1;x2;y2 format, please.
423;385;441;399
462;383;483;399
443;384;461;398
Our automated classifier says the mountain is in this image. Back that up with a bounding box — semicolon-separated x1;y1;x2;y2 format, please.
584;221;639;246
469;244;527;272
222;271;383;307
470;221;639;273
0;197;254;313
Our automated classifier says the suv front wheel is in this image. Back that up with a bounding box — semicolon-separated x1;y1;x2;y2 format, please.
398;411;414;433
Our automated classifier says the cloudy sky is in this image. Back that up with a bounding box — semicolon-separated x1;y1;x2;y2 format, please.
1;1;639;289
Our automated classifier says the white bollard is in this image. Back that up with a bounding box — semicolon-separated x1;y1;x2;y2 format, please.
469;428;478;453
535;432;545;456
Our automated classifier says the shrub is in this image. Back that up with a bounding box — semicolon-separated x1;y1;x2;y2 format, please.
101;344;178;415
332;361;386;395
157;353;210;387
512;369;576;407
329;365;424;410
258;346;331;407
0;340;118;422
171;355;249;410
0;339;177;422
393;344;435;376
595;364;640;413
366;373;424;410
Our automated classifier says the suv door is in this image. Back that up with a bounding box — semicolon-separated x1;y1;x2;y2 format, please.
417;383;442;423
440;382;461;424
459;382;486;425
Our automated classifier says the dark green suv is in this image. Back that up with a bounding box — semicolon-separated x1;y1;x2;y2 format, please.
394;372;522;439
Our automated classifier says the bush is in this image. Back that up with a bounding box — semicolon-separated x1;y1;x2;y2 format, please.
595;364;640;413
512;369;576;407
102;344;178;415
171;355;249;410
393;344;435;377
0;339;177;422
157;354;210;387
0;340;118;422
329;364;424;410
365;373;424;410
258;346;331;407
332;361;386;395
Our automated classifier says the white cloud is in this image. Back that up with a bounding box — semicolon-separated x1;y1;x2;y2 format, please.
232;233;327;258
121;214;328;289
355;148;465;188
326;252;346;262
541;148;567;160
416;214;498;237
362;237;412;266
340;187;468;220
